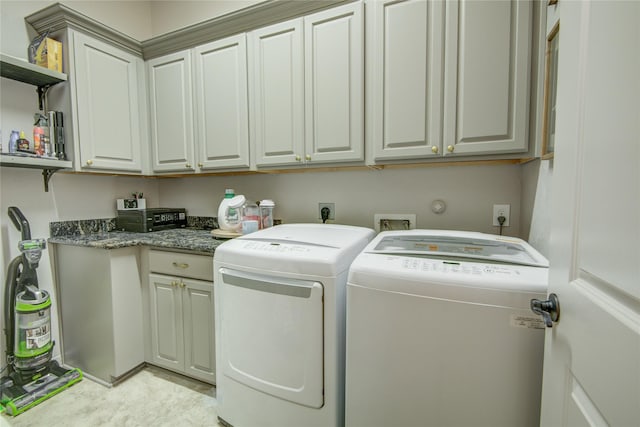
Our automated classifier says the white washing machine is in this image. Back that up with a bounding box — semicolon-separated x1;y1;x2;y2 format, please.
214;224;375;427
345;230;549;427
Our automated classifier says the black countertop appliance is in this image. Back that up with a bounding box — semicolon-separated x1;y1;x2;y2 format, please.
116;208;187;232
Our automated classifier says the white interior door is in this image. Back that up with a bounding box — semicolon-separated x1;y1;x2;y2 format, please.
540;1;640;425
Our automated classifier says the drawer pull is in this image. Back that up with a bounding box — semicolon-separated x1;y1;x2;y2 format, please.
179;281;186;288
172;262;189;269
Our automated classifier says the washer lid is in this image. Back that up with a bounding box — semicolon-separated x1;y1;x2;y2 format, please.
238;223;374;249
367;230;548;268
215;224;375;277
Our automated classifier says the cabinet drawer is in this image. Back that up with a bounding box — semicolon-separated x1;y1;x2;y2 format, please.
149;250;213;281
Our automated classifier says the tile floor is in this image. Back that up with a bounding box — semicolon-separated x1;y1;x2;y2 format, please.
1;365;219;427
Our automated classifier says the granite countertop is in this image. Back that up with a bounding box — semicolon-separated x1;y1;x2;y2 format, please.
48;228;227;255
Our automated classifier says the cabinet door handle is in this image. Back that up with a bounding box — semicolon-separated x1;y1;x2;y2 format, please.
179;281;186;288
185;163;192;169
431;146;439;154
171;280;178;287
198;163;203;168
172;262;189;269
86;159;93;166
447;145;455;153
295;155;301;161
305;154;312;161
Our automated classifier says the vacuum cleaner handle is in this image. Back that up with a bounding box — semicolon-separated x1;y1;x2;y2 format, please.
8;206;32;241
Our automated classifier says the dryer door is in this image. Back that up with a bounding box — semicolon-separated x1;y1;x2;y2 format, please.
218;268;324;408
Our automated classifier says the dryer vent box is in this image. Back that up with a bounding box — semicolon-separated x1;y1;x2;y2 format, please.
374;214;416;233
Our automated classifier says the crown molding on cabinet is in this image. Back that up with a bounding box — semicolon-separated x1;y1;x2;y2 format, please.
142;0;351;60
25;1;352;60
25;3;143;57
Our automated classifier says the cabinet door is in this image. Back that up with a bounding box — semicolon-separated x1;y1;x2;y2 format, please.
249;19;305;167
443;0;532;156
147;50;195;173
182;279;215;384
194;34;250;170
148;274;185;372
72;31;144;172
370;0;445;160
304;2;364;164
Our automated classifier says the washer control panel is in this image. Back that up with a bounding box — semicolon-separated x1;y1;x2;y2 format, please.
392;256;518;276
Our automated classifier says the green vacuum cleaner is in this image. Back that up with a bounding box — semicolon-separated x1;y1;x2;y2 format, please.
1;207;82;416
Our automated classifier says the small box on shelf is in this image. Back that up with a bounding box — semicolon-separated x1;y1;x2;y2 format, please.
29;33;63;73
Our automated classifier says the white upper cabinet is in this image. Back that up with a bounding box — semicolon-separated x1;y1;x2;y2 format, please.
71;31;146;172
147;50;195;173
249;19;305;167
443;0;532;156
370;0;445;160
194;34;250;170
304;2;364;164
251;1;364;168
370;0;532;161
148;35;250;173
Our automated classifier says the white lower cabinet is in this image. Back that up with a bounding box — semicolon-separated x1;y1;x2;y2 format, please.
54;245;144;384
147;251;215;384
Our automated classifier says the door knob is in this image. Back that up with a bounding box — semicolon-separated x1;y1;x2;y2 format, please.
431;146;438;154
198;163;203;168
305;154;312;161
86;159;93;166
530;293;560;328
295;155;301;161
186;163;192;169
447;145;454;153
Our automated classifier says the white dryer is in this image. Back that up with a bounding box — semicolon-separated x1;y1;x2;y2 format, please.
214;224;374;427
345;230;549;427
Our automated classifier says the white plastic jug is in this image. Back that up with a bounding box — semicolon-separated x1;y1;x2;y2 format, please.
218;194;246;231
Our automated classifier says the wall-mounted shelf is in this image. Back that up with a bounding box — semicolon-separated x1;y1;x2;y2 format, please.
1;53;67;86
1;52;68;110
1;53;71;191
0;154;72;191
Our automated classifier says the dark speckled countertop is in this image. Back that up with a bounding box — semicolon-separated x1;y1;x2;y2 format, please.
48;228;227;255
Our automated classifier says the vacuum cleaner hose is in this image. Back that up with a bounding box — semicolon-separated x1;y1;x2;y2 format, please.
8;206;31;241
4;256;22;363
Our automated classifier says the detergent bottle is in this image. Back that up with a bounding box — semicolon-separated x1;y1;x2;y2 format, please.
217;189;245;232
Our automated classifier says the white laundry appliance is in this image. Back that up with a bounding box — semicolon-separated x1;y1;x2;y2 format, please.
213;223;375;427
345;230;549;427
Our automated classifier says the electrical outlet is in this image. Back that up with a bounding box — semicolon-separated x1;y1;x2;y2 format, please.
319;203;335;220
492;204;511;226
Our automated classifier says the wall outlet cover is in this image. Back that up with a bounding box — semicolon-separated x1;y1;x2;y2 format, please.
492;204;511;226
318;202;335;220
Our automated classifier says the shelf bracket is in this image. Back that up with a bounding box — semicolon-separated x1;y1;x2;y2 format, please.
36;84;52;111
42;168;58;192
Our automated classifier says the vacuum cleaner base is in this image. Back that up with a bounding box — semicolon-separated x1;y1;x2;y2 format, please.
1;362;82;416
